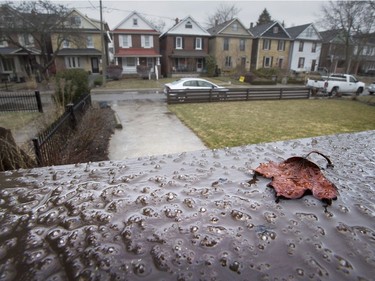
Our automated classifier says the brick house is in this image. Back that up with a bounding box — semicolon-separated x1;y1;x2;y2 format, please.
207;18;253;75
51;9;110;74
112;11;161;77
249;21;292;70
159;16;211;77
286;23;322;73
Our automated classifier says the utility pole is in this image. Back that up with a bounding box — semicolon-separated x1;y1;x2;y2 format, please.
100;0;106;86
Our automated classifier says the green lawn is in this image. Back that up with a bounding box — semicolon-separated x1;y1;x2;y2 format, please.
168;99;375;148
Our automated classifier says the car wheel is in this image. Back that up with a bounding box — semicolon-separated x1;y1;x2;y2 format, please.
356;87;363;95
330;87;339;97
369;91;374;95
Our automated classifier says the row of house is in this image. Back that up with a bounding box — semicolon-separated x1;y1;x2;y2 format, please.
1;8;375;83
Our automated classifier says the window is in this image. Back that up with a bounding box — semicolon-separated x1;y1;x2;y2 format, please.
223;38;229;51
185;21;192;28
65;57;81;68
311;42;317;53
120;35;132;48
195;37;202;50
263;56;272;68
277;40;285;51
299;41;304;52
278;58;284;68
125;57;136;67
273;26;279;33
19;34;34;47
87;35;94;48
263;39;270;50
239;39;245;51
0;39;7;47
63;40;70;48
70;16;81;26
133;18;138;26
306;27;314;37
1;58;14;72
225;56;232;67
141;35;153;48
298;57;305;68
176;37;183;49
232;23;238;31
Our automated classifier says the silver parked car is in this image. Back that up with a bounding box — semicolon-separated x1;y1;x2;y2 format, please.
367;82;375;95
163;78;226;94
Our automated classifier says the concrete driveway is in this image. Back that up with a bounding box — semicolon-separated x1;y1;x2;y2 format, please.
91;90;207;160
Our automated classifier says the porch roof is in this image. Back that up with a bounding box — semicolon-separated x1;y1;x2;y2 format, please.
0;47;40;55
57;48;102;56
169;50;209;58
114;48;161;58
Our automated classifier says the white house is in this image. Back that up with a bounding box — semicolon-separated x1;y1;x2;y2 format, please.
286;23;322;73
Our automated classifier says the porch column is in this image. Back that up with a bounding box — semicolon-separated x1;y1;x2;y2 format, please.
157;57;160;65
137;58;140;65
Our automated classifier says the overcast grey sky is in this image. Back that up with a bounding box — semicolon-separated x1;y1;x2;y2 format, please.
59;0;325;30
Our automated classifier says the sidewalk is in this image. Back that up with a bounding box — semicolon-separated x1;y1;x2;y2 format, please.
90;91;207;160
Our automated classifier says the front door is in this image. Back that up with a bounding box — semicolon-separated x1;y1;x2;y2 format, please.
196;58;203;72
91;57;99;73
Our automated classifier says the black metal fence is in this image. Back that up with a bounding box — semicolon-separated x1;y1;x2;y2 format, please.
0;90;43;112
166;87;311;104
32;94;91;166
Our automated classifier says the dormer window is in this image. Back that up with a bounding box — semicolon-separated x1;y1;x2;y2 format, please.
133;18;138;26
273;26;279;33
185;21;192;29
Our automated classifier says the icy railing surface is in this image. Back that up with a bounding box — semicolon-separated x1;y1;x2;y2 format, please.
0;131;374;280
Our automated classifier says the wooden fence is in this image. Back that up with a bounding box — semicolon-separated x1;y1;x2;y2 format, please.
0;90;43;112
32;94;91;166
166;87;311;104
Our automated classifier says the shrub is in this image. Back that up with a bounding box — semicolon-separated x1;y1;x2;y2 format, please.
107;64;123;80
54;69;89;106
94;76;103;87
205;55;217;77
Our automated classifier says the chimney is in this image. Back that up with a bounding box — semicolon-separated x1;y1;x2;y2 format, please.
175;18;179;25
215;19;218;26
250;22;254;29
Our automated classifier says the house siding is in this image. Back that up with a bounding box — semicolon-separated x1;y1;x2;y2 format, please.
253;38;291;70
209;36;252;72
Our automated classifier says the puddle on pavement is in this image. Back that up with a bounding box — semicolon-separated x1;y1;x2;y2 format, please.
0;131;374;280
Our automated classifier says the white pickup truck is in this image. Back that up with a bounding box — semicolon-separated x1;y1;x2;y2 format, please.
306;74;365;96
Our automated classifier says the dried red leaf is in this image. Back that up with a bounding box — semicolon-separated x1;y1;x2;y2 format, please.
253;151;338;204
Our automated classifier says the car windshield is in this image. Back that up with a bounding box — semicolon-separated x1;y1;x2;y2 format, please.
170;79;185;85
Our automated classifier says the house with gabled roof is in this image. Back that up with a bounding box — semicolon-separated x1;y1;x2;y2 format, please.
286;23;322;73
51;8;111;74
159;16;211;77
0;5;43;82
208;18;253;74
112;11;161;77
249;21;292;70
318;29;353;73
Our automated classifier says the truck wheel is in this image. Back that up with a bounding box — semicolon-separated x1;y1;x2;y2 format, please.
330;87;338;97
356;87;363;95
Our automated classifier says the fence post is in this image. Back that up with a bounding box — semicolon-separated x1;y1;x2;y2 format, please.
32;138;42;166
246;89;250;100
35;91;43;113
66;103;77;129
279;89;283;99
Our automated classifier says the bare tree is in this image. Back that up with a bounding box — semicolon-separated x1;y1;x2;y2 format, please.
0;0;84;80
319;0;375;72
205;3;240;28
